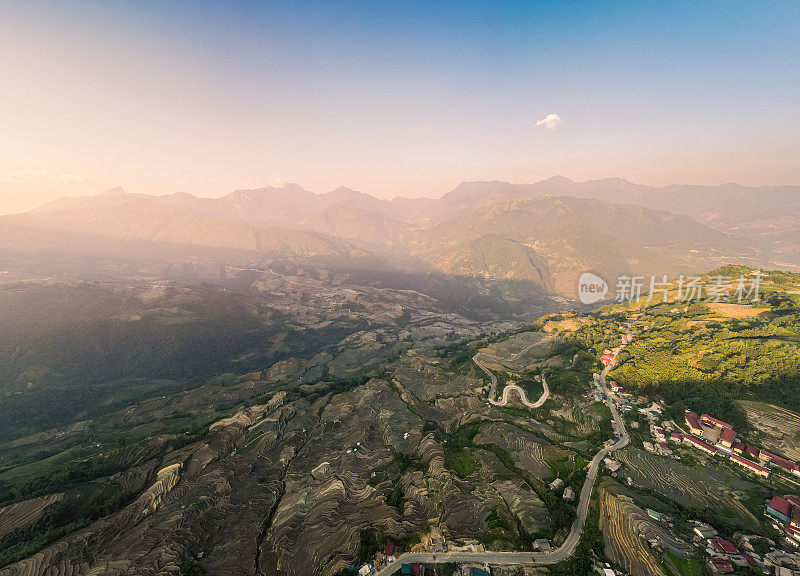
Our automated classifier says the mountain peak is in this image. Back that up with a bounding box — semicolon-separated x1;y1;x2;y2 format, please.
539;175;573;185
101;186;127;196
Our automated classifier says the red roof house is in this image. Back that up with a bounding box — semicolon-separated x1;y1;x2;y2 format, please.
708;558;734;574
711;538;739;555
685;411;702;434
719;428;736;448
767;496;793;523
730;454;769;477
761;450;800;472
701;414;733;429
685;435;718;455
732;441;745;454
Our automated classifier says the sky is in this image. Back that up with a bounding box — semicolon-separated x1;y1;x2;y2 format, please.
1;1;799;214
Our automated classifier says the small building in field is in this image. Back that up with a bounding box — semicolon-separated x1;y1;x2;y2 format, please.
533;538;551;552
732;441;745;454
693;524;718;539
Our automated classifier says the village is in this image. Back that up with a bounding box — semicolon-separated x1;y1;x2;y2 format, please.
592;358;800;575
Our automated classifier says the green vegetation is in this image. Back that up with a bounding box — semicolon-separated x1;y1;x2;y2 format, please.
665;551;703;576
565;268;800;416
549;502;603;576
442;421;482;479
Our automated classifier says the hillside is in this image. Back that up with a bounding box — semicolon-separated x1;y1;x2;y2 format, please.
25;190;371;261
410;196;755;295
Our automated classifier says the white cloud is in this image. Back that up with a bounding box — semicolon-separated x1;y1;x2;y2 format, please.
535;113;562;131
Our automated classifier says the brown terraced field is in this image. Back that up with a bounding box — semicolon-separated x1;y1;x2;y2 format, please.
0;494;63;540
599;487;668;576
740;400;800;461
617;448;759;527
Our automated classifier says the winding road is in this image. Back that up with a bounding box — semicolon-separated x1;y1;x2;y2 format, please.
375;340;631;575
473;355;550;409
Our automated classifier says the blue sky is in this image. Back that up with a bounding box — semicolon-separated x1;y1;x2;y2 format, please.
1;1;798;212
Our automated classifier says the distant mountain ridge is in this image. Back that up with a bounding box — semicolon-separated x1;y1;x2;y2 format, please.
12;176;800;299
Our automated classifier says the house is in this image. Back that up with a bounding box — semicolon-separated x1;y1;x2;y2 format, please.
533;538;551;552
384;542;395;557
730;454;770;478
400;564;421;576
732;441;745;454
601;353;614;365
549;478;564;490
792;505;800;528
359;564;375;576
711;538;739;555
746;445;760;459
708;558;734;574
685;411;703;435
719;427;736;448
604;458;622;473
670;432;684;443
647;509;664;521
785;523;800;543
563;487;576;501
694;524;718;539
766;496;793;524
760;450;800;474
685;435;718;455
609;381;621;392
701;414;733;430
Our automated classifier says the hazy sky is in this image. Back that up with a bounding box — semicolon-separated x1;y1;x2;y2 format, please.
1;1;799;214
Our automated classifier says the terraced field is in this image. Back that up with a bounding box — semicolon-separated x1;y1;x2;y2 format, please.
599;488;668;576
740;401;800;461
478;331;555;372
474;421;562;480
617;448;758;527
0;494;63;540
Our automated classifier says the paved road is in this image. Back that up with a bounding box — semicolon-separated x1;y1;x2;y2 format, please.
375;344;631;575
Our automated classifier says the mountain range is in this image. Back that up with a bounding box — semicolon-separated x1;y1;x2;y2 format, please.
3;177;798;300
